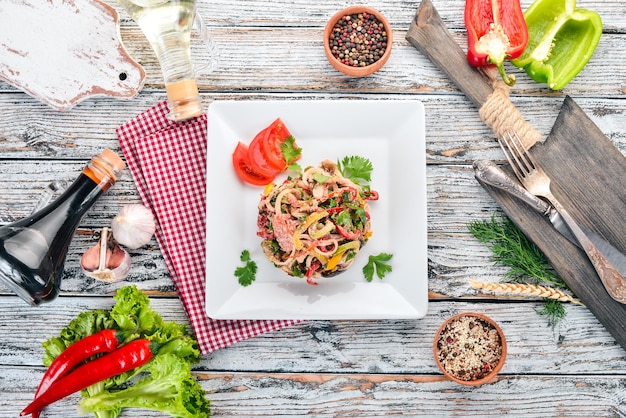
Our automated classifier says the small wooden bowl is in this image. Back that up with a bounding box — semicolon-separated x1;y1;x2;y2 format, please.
323;6;393;77
433;312;507;386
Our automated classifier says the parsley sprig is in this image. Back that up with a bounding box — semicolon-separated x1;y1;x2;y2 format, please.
363;253;393;282
338;156;373;185
280;136;302;174
235;250;257;287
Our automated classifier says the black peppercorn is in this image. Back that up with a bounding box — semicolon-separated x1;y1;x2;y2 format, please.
328;12;388;68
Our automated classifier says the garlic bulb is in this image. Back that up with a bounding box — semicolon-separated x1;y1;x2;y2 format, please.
111;204;156;249
81;227;131;282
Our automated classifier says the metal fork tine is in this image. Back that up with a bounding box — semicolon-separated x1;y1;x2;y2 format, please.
508;130;536;173
497;132;524;181
496;129;626;305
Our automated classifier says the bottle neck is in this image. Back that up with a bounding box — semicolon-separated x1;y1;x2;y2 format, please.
152;30;201;121
165;79;202;121
83;149;124;191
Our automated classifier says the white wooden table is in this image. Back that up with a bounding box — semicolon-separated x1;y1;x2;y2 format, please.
1;0;625;416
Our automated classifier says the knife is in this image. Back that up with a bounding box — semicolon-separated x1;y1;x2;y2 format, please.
473;160;626;276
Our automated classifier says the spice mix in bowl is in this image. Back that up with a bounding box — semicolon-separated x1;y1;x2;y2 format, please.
433;312;506;386
324;6;392;77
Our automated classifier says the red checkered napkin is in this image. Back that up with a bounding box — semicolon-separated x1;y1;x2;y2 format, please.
116;101;299;355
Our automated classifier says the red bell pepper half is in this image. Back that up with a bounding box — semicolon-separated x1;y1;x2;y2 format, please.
464;0;529;86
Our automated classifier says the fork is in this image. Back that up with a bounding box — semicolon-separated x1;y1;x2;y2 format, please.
498;130;626;305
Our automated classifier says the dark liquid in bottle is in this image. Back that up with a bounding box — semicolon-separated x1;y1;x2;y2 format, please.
0;174;104;305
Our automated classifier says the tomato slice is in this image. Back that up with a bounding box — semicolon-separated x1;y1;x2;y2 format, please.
232;142;273;186
260;118;292;169
248;128;283;178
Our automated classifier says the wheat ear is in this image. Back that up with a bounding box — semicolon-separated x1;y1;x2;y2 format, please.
469;279;584;306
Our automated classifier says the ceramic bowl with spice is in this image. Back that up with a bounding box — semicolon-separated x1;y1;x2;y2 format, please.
433;312;507;386
324;6;393;77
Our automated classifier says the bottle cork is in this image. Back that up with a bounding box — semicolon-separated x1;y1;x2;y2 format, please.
100;148;126;174
87;149;126;185
165;79;202;121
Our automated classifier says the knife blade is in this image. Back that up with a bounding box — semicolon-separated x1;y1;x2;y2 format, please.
473;160;626;276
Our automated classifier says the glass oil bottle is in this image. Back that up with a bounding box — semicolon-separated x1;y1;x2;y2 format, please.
0;149;125;305
116;0;203;121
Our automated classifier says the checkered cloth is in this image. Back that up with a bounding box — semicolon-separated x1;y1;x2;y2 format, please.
116;101;299;355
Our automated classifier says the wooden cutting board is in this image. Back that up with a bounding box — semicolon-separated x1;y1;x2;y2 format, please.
489;97;626;350
0;0;145;111
407;0;626;351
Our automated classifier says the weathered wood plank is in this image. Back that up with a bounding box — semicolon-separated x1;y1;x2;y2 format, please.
2;366;625;417
2;297;624;374
190;0;626;33
1;27;624;98
0;94;623;160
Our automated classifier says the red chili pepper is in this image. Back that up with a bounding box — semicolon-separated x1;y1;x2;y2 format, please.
30;329;125;418
464;0;528;86
20;339;156;416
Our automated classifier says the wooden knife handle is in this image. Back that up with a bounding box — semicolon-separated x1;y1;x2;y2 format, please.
406;0;494;109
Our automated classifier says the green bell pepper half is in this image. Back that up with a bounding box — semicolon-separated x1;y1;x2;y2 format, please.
511;0;602;90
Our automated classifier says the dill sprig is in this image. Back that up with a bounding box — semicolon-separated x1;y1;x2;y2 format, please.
468;213;574;324
468;214;566;287
538;299;567;327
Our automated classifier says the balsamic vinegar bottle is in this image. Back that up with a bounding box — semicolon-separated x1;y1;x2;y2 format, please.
0;149;125;305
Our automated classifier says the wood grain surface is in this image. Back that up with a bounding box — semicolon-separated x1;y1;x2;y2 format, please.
0;0;625;416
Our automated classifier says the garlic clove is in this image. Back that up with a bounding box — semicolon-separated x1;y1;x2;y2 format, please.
111;204;156;249
81;227;131;283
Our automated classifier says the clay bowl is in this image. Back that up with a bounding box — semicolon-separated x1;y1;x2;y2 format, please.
323;6;393;77
433;312;507;386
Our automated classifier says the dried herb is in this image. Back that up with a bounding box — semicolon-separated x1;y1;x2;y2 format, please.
468;213;573;324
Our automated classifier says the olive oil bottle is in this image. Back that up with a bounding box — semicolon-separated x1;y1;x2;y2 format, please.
116;0;202;121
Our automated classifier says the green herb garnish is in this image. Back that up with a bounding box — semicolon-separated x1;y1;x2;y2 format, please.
363;253;393;282
235;250;258;287
468;213;572;324
538;299;567;327
338;156;373;185
280;136;302;164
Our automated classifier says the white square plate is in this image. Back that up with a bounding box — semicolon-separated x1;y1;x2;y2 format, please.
205;100;427;320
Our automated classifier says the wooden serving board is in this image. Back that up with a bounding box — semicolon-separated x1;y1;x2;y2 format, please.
487;97;626;350
407;0;626;351
0;0;145;111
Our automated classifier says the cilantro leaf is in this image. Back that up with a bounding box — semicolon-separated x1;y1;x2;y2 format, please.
287;162;303;176
235;250;257;286
338;156;373;185
280;136;302;165
363;253;393;282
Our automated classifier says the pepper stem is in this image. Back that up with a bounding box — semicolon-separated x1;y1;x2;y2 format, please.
490;58;516;86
